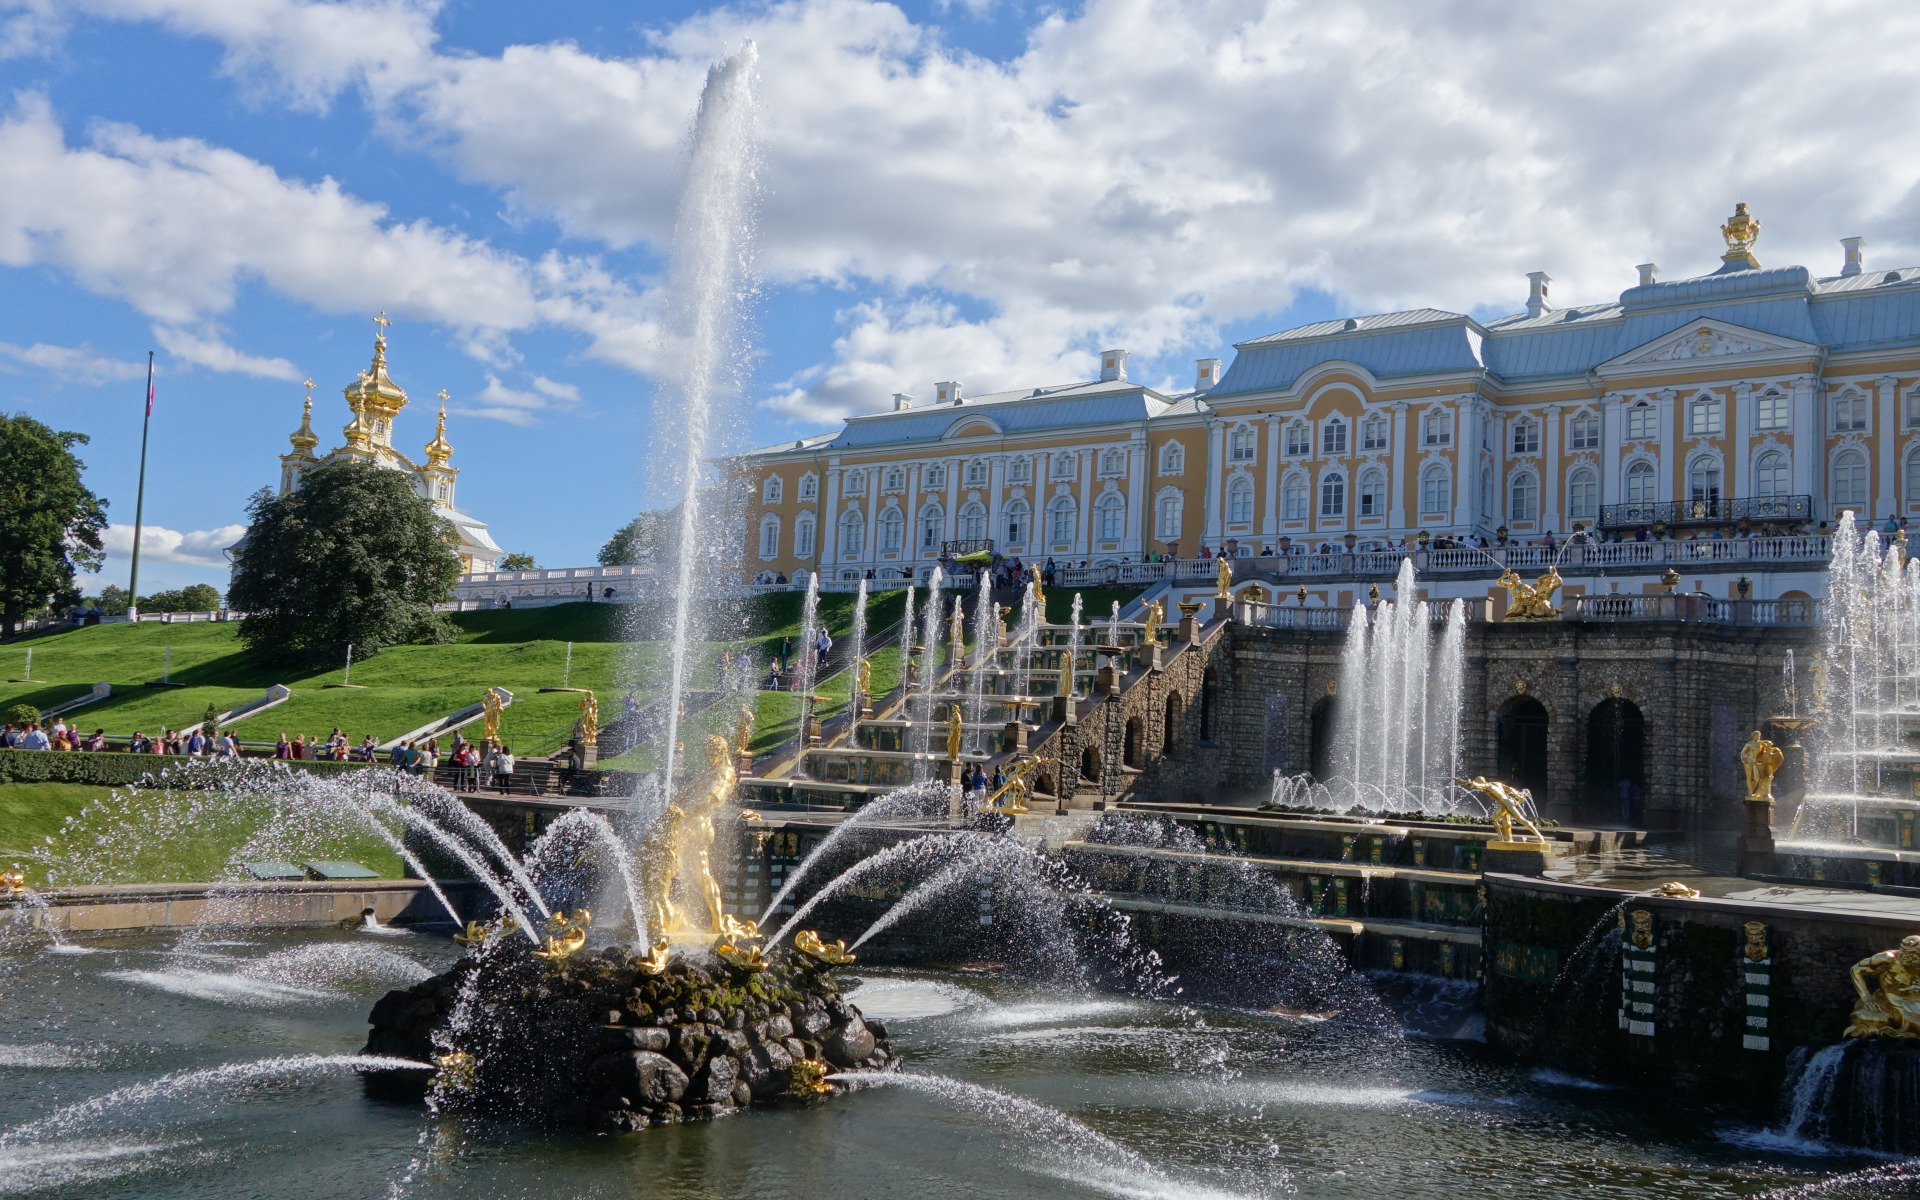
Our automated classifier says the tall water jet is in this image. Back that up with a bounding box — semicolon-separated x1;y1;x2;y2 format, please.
641;43;762;803
847;578;870;743
1323;560;1465;815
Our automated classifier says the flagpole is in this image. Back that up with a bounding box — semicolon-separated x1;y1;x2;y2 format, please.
127;351;154;620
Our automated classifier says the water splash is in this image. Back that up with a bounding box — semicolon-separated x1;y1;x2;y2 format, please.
757;779;948;925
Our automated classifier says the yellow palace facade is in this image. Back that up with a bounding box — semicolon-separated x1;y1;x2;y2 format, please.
731;209;1920;588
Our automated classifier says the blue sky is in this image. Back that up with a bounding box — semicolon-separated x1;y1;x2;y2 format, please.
2;0;1915;595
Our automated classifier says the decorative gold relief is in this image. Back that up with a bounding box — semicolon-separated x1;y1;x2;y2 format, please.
1628;909;1654;950
1847;936;1920;1038
1744;922;1769;962
793;929;857;965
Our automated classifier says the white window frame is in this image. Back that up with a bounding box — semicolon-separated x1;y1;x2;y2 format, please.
879;508;903;553
1096;494;1125;541
1357;468;1386;517
1421;408;1452;446
1285;422;1310;457
1159;443;1185;475
1757;390;1790;432
758;514;780;560
1007;457;1031;483
794;514;816;558
1419;466;1450;515
882;467;904;492
1832;449;1869;510
1511;418;1540;455
1361;414;1388;451
958;502;987;542
1048;497;1077;545
1229;427;1256;461
1509;472;1538;522
1569;412;1600;450
1567;468;1598;521
763;475;783;503
1003;500;1029;546
1834;390;1870;432
1754;451;1791;498
1687;395;1724;437
839;508;865;557
919;505;944;553
1051;453;1078;480
1319;472;1346;519
964;459;988;487
924;463;946;489
1625;460;1657;505
1155;492;1183;539
1282;473;1308;521
1227;476;1254;524
1626;403;1657;441
1321;419;1348;457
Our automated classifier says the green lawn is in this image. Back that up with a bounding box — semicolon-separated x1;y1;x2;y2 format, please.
0;779;405;887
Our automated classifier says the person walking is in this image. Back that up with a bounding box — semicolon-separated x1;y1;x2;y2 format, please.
492;743;516;792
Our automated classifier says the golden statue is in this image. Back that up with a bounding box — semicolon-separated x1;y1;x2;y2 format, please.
794;928;857;965
986;756;1054;815
0;868;24;896
453;914;518;946
635;939;671;975
1846;935;1920;1038
1059;648;1075;698
734;702;755;758
948;604;966;650
433;1050;477;1093
1215;554;1233;599
1740;730;1784;802
480;686;506;744
637;734;737;940
1744;922;1769;963
1498;567;1562;620
575;689;599;747
533;909;591;961
856;657;872;701
1141;599;1164;647
787;1058;834;1098
946;705;964;763
1721;201;1762;270
1456;776;1547;845
1029;562;1045;605
715;938;770;971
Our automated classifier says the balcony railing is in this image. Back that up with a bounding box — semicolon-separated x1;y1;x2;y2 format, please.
940;539;995;557
1598;494;1812;530
1563;594;1823;625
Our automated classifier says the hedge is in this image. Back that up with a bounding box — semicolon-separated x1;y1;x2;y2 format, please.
0;749;372;788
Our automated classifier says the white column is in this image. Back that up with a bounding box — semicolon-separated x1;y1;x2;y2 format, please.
1387;402;1408;530
1126;437;1146;552
864;475;880;567
987;456;1005;551
1878;374;1899;521
1731;383;1752;501
1204;420;1225;544
1451;400;1476;529
1655;389;1676;502
1791;375;1819;508
820;467;842;566
1541;404;1560;532
1075;449;1094;556
1601;393;1623;506
1262;416;1282;536
904;463;920;564
945;459;960;544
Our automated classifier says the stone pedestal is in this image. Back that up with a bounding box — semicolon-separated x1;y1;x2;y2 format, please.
1051;695;1076;725
1484;840;1553;876
803;714;822;747
734;750;754;779
1097;665;1119;695
1737;796;1778;876
945;764;965;819
1213;596;1230;623
1146;644;1163;672
1179;616;1199;643
1002;721;1028;753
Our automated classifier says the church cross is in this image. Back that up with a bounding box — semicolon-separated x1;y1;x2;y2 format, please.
372;310;392;340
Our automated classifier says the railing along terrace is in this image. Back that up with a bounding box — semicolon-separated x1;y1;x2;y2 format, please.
1562;594;1823;625
1597;494;1813;530
940;539;995;557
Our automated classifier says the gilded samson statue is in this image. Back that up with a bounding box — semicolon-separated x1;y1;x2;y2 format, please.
1846;935;1920;1038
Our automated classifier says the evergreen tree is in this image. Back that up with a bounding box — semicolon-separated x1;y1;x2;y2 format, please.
0;413;108;636
227;460;461;667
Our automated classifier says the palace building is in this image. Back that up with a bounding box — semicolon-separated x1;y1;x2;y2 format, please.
730;208;1920;597
276;318;503;573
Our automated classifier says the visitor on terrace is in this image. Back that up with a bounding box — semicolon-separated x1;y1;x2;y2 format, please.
273;733;291;759
87;729;106;752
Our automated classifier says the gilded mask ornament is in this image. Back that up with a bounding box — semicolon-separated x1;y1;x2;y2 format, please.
1629;909;1654;950
1744;922;1769;963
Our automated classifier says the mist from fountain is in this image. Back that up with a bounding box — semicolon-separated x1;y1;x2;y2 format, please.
969;573;996;754
766;832;987;946
756;779;950;925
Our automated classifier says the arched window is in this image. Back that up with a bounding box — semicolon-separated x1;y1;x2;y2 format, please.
1361;413;1388;451
1320;471;1346;519
1755;451;1791;497
1051;452;1078;480
1625;461;1657;505
1421;408;1451;446
1567;467;1598;522
1096;493;1125;540
1003;499;1030;546
1509;471;1538;521
798;472;818;500
1833;449;1869;510
924;463;946;489
1285;422;1310;456
758;513;781;560
1419;465;1450;515
1687;458;1722;503
1282;473;1308;521
1227;476;1254;524
1357;467;1386;517
1159;442;1184;474
879;508;903;553
1321;418;1348;456
795;513;816;558
964;459;988;486
1156;491;1183;539
1511;418;1540;454
763;475;783;503
918;504;944;553
1906;449;1920;513
1048;496;1077;546
1834;390;1870;432
959;501;987;542
1229;427;1256;461
839;508;865;557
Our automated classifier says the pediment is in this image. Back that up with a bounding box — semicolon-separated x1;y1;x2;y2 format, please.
1598;318;1818;379
944;417;1003;439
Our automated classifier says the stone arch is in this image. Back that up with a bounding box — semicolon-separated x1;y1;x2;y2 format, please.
1308;695;1337;782
1080;742;1102;784
1163;691;1183;754
1585;697;1646;826
1124;716;1143;769
1495;694;1550;800
1200;666;1218;742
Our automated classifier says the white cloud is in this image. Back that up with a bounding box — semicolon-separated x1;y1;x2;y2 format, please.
452;372;580;425
0;340;145;384
97;522;247;567
17;0;1920;427
154;326;300;379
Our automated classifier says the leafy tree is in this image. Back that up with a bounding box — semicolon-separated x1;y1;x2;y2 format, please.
89;584;131;616
6;703;38;726
598;509;680;566
498;553;537;570
0;413;108;636
142;583;223;612
227;460;461;667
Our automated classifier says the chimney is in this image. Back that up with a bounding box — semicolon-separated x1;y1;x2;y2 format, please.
1526;271;1553;318
1841;236;1866;277
1636;263;1659;287
936;381;963;405
892;392;913;412
1194;358;1223;391
1098;349;1129;382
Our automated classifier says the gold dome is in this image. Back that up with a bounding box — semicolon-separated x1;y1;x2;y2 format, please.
287;379;319;455
343;312;408;424
424;392;455;468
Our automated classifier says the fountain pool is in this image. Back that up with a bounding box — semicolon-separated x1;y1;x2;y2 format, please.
0;927;1900;1199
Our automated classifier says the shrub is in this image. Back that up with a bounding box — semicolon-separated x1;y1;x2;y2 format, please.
6;703;39;726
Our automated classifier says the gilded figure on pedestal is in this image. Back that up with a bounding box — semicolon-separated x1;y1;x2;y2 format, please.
1847;936;1920;1038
